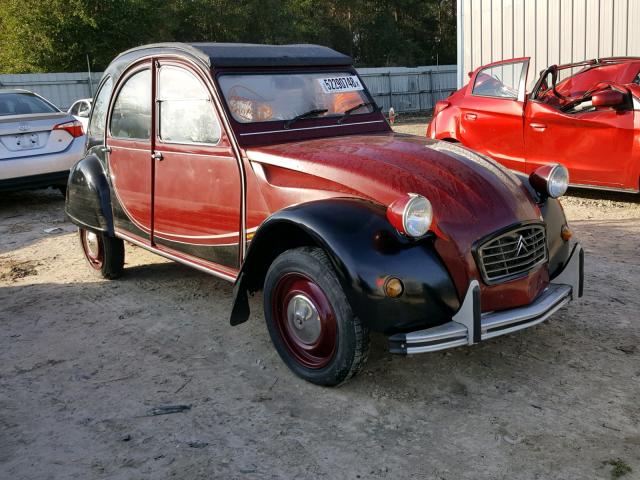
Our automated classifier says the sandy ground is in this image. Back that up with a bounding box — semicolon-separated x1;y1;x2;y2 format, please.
1;123;639;479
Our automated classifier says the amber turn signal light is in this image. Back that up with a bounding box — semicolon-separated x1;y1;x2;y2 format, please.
561;225;572;241
384;277;404;298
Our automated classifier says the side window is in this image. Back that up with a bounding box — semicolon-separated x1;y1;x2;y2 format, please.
78;101;91;117
158;66;221;144
69;102;80;115
472;61;526;99
110;70;151;140
88;77;113;139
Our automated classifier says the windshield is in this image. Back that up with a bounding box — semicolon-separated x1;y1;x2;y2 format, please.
218;72;374;123
0;92;59;116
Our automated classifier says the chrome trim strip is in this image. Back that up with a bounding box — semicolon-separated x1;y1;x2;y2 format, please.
116;230;237;282
239;120;385;136
151;226;258;241
568;182;639;194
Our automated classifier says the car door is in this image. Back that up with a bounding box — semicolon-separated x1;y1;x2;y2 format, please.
152;61;242;270
106;63;154;242
524;92;636;188
459;58;529;172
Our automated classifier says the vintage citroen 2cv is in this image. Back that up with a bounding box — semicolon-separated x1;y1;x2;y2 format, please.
66;43;583;385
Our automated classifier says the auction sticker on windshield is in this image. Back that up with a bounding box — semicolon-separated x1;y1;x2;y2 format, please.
318;75;364;94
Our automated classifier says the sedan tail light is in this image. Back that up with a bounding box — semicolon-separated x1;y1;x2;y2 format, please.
53;120;84;138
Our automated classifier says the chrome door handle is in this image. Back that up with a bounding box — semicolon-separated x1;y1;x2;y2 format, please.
530;122;547;131
151;152;163;161
99;146;112;153
465;113;478;120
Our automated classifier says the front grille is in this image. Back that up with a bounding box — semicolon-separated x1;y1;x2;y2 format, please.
476;224;547;284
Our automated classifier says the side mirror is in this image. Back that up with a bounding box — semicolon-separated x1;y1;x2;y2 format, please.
592;90;626;108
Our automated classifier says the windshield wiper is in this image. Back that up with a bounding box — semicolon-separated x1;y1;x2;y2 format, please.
284;108;328;129
337;102;380;124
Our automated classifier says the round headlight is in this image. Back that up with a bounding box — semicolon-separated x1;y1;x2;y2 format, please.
403;195;433;237
387;194;433;238
529;164;569;198
547;164;569;197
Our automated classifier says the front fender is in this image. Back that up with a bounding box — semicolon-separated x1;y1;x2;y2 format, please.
65;154;114;235
232;198;460;333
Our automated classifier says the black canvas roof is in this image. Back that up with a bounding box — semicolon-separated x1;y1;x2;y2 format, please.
190;43;353;67
112;42;352;70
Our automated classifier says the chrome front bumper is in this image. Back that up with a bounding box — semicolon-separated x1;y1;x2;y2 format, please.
389;243;584;354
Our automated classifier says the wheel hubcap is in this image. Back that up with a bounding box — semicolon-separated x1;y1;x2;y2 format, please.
272;273;337;369
287;294;321;344
85;232;100;258
80;229;104;270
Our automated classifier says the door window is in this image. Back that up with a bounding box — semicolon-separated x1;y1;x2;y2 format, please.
69;102;80;115
88;77;112;139
158;66;220;144
472;61;527;100
110;69;151;140
78;101;91;117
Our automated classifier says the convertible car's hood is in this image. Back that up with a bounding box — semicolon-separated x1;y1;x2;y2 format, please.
246;133;542;243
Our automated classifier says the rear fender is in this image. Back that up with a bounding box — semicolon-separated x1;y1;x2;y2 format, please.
432;104;461;141
65;154;114;235
231;198;460;333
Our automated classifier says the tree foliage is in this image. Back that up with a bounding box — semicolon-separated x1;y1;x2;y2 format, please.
0;0;455;73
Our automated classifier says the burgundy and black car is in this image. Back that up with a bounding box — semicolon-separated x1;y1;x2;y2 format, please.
65;43;584;386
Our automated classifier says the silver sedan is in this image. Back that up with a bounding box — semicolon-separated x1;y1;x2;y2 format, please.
0;89;86;194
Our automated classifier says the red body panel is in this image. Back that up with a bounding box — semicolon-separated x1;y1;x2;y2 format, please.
246;134;547;311
429;58;640;192
108;138;153;239
153;138;241;247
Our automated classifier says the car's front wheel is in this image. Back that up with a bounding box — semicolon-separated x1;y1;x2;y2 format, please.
263;247;369;386
79;228;124;279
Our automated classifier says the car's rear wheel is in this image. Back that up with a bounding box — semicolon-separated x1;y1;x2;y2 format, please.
79;228;124;279
263;247;369;386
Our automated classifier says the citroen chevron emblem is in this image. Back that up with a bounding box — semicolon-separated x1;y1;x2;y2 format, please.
515;235;529;256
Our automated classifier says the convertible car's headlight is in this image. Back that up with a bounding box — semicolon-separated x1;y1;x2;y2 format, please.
387;194;433;238
529;164;569;198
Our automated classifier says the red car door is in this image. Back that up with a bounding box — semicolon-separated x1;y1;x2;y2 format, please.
524;94;637;189
459;58;530;172
152;61;242;272
106;64;153;242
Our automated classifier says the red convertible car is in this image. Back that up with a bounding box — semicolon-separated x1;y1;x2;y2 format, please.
66;43;583;386
427;57;640;192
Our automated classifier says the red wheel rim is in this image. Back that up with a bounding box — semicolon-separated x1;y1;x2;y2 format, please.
79;229;104;270
271;273;337;369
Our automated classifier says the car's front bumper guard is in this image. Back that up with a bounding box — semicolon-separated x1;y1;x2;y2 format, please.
389;243;584;354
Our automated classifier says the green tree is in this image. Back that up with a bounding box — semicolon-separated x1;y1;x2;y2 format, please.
0;0;456;73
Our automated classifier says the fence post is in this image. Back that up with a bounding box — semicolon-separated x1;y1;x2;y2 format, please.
387;72;392;111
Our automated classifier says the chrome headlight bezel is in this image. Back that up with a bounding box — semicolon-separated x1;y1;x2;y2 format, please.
530;163;569;199
387;193;433;238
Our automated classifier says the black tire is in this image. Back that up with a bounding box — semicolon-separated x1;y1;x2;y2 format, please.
263;247;369;386
78;228;125;279
58;185;67;198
